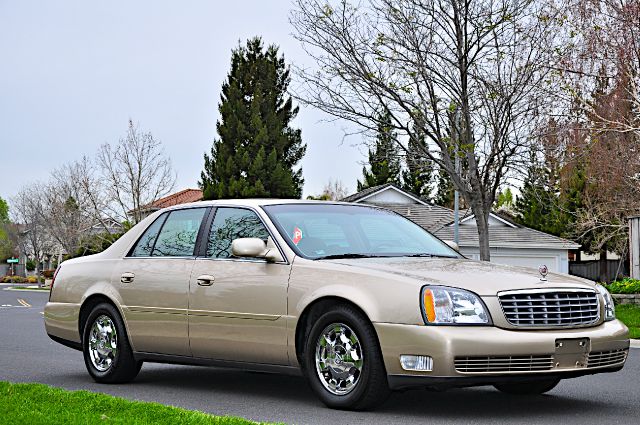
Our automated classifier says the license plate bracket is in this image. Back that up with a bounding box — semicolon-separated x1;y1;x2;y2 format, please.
554;338;590;369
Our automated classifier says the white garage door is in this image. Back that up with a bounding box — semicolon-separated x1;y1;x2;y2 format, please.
491;255;559;272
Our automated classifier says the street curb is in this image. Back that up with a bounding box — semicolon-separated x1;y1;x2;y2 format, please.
2;287;50;293
630;339;640;349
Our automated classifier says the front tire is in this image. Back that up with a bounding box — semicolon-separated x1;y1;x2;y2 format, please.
82;303;142;383
303;304;390;410
494;378;560;395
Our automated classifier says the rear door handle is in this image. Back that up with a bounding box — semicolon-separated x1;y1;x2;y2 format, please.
120;272;135;284
196;275;215;286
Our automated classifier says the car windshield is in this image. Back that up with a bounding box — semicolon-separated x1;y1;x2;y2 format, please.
262;203;460;260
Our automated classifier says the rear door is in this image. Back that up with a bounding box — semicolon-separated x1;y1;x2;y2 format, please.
188;206;291;365
114;207;208;356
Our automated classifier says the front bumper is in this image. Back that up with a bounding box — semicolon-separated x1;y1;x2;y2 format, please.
374;319;629;388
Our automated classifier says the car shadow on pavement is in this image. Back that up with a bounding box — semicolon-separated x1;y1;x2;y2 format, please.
131;364;613;420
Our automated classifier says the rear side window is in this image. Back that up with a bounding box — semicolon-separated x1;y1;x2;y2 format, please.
130;213;168;257
207;207;269;258
152;208;207;257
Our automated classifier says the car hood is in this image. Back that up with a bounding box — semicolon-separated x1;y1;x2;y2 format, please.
321;257;596;296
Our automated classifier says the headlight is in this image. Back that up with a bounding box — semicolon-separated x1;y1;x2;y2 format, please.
596;284;616;321
421;286;491;325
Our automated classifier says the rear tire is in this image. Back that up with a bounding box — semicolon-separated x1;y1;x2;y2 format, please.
82;303;142;384
302;304;390;410
494;378;560;395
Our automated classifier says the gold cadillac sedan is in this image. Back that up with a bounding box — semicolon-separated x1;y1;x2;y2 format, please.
45;200;630;410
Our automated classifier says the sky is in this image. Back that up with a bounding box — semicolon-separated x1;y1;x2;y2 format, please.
0;0;367;203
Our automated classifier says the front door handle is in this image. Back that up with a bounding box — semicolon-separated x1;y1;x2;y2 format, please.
120;272;135;284
196;274;215;286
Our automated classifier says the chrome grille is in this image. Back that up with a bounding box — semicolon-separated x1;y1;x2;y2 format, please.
587;349;628;368
499;290;599;327
455;355;554;373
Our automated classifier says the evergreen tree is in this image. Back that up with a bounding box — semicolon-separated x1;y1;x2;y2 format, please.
0;196;14;260
200;38;306;199
514;152;565;235
434;164;455;208
357;111;402;191
495;188;514;210
401;122;433;199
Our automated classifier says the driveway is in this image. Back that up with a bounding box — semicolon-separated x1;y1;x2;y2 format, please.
1;287;638;424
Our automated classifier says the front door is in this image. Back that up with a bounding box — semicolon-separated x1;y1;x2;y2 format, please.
114;207;208;356
188;207;290;365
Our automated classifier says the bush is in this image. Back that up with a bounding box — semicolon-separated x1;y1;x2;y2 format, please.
42;269;55;279
25;275;44;284
1;275;28;284
25;259;36;272
604;278;640;294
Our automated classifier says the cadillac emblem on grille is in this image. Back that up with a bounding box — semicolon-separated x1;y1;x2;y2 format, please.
539;264;548;281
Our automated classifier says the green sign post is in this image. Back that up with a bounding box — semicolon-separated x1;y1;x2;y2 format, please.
6;258;19;276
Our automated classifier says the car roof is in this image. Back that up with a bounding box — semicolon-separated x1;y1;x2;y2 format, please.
162;198;369;211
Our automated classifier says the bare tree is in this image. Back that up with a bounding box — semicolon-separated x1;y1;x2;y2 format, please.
43;159;105;256
324;179;350;200
97;120;176;225
556;0;640;137
291;0;560;260
11;184;54;276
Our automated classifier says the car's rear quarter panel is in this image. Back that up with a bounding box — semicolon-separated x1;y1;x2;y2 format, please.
45;258;124;344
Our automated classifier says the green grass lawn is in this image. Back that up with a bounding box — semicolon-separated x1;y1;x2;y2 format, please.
616;304;640;339
0;381;276;425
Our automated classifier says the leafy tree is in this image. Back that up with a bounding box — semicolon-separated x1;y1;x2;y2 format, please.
200;37;306;199
0;197;8;223
495;188;514;210
0;196;15;260
357;110;402;191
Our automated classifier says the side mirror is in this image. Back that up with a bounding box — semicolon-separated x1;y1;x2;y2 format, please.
231;238;283;262
444;240;459;251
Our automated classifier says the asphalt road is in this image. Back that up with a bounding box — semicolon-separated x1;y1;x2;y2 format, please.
1;286;639;425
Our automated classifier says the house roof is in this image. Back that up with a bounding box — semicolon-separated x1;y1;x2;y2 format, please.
376;203;455;232
433;225;581;250
343;184;580;250
141;188;204;212
341;183;429;205
341;184;392;203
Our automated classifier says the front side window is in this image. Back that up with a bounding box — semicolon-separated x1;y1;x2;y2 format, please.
151;208;207;257
207;208;269;259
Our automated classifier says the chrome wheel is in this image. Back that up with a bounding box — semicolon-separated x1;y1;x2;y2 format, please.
315;323;364;395
88;314;118;372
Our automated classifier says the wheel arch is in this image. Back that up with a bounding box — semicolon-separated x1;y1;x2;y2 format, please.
78;293;131;347
294;296;377;367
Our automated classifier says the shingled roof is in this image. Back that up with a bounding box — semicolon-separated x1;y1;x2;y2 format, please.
149;188;203;209
134;188;204;215
433;225;580;250
375;203;455;232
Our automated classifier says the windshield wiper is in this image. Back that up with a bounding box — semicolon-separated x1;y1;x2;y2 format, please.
314;253;381;260
405;253;458;258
